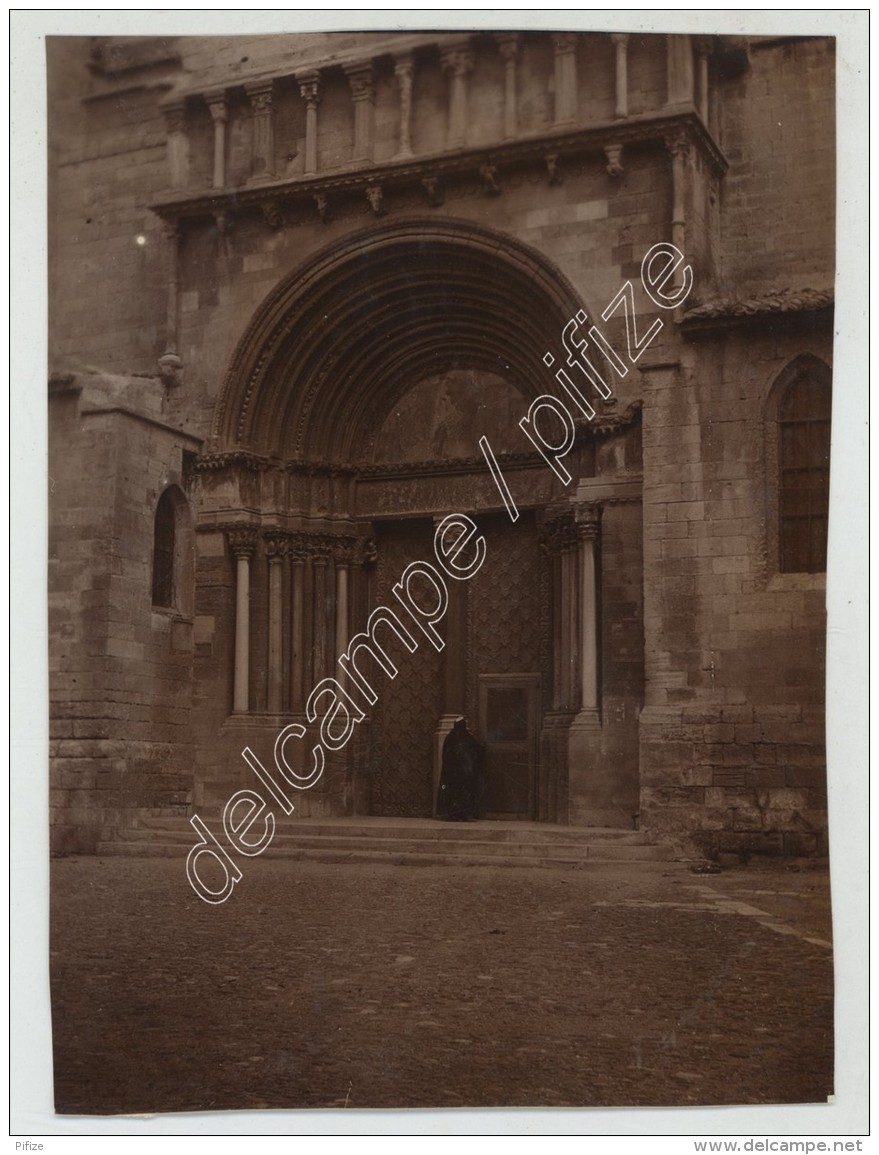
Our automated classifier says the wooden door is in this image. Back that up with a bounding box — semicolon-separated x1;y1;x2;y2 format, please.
478;674;540;818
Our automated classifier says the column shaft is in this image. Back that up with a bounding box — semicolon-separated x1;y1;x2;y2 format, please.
335;559;349;680
266;543;285;714
611;33;629;118
345;64;376;164
246;81;275;182
163;100;189;190
559;549;573;710
575;506;601;717
496;34;520;140
228;533;256;714
299;73;321;176
552;34;578;126
666;34;694;106
312;555;328;685
441;43;474;150
578;538;598;711
666;131;689;262
164;223;179;352
394;54;414;158
694;38;711;123
206;94;227;189
290;555;305;711
551;554;564;711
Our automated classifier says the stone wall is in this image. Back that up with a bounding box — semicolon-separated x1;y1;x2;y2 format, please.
47;31;835;854
48;372;200;850
639;317;832;857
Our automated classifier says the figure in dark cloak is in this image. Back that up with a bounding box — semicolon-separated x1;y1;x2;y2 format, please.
436;717;485;821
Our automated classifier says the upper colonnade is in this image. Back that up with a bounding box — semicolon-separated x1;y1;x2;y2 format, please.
152;31;727;225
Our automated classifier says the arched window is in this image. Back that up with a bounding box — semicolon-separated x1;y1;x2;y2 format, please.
152;491;176;607
774;358;832;574
151;486;193;612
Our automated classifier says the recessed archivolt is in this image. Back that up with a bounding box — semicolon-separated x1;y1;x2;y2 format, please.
211;217;601;463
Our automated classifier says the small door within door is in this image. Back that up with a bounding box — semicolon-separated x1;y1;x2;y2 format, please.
478;675;540;819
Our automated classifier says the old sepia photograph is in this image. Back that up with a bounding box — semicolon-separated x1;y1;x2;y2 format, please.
27;11;866;1131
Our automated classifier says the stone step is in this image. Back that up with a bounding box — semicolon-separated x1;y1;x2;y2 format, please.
99;813;673;866
94;841;671;866
115;829;655;859
133;814;644;844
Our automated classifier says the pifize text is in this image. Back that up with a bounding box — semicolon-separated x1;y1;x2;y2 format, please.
186;242;693;903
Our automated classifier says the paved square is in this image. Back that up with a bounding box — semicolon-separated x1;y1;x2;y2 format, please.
50;857;833;1114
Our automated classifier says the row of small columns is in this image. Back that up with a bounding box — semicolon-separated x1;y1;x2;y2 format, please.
227;527;372;716
227;508;602;728
163;34;709;191
541;505;601;718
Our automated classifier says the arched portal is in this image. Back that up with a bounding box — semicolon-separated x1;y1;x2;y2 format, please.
212;217;594;461
204;218;640;824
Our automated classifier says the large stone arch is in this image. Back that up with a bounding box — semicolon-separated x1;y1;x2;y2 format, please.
199;216;643;826
211;217;596;462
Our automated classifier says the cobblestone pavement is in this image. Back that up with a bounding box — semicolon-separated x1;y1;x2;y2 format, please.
50;857;833;1115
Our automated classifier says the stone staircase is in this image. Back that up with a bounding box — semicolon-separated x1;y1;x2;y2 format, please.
96;815;675;869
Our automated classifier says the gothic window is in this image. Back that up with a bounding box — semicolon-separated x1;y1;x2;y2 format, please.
774;358;832;574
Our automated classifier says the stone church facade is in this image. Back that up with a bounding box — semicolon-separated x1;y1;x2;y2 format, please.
47;30;835;858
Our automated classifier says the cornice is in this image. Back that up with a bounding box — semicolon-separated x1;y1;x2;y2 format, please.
151;110;727;228
681;287;834;333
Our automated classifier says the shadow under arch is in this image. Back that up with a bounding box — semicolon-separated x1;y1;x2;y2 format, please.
211;217;603;463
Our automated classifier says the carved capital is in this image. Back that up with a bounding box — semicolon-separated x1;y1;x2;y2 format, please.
214;210;233;235
246;80;274;114
694;35;713;60
332;538;356;566
287;533;309;563
205;92;228;124
344;62;376;103
310;538;332;565
162;99;186;135
440;43;474;78
264;532;289;560
610;32;630;49
552;33;578;56
314;193;331;224
227;527;258;559
496;33;521;63
540;512;578;555
298;72;321;109
664;127;691;160
394;52;414;84
358;536;378;567
575;504;601;541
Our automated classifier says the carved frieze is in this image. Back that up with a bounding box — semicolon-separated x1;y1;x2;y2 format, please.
195;451;271;474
